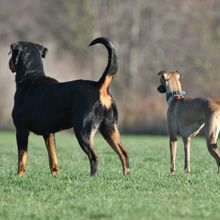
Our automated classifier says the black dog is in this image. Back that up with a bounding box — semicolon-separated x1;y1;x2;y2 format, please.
9;37;129;176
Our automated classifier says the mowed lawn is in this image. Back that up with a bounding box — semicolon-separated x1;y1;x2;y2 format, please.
0;131;220;220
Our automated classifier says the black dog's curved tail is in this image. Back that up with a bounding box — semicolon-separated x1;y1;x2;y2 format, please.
89;37;118;89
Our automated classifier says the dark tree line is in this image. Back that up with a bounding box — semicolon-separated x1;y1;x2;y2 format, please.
0;0;220;133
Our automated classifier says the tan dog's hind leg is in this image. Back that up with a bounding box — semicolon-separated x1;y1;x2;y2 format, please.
183;137;191;173
205;116;220;173
44;134;58;176
170;139;177;173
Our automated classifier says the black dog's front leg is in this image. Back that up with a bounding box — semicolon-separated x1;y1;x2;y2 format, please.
43;133;58;176
16;130;29;176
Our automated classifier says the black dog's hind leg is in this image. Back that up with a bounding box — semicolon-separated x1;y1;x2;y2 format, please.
74;126;99;176
99;122;130;176
43;133;58;176
16;130;29;176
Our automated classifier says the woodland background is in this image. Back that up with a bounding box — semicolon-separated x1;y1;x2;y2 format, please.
0;0;220;134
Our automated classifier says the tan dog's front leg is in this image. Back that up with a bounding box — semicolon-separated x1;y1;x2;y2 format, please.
170;139;177;173
183;137;190;174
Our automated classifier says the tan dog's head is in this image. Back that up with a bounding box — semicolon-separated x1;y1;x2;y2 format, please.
157;70;183;94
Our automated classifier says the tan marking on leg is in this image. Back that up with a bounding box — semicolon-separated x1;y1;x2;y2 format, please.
18;150;27;176
99;75;113;109
45;134;58;176
89;127;99;162
90;127;97;147
107;126;129;176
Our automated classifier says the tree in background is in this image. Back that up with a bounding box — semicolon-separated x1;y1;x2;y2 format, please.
1;0;220;133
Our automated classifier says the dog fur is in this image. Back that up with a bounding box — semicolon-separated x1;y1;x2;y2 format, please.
157;70;220;173
9;38;129;176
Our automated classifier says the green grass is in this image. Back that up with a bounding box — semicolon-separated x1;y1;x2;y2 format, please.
0;131;220;220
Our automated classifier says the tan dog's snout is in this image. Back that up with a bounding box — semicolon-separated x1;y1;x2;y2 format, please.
157;84;166;93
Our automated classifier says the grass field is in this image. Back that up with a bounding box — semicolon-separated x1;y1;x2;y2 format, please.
0;131;220;220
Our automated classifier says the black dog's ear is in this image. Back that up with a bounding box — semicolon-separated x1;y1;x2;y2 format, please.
9;42;21;55
9;42;22;65
11;42;20;51
35;44;48;58
41;47;48;58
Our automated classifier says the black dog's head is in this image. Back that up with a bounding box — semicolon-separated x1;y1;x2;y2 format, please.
9;41;48;82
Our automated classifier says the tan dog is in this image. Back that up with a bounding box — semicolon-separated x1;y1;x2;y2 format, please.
157;70;220;173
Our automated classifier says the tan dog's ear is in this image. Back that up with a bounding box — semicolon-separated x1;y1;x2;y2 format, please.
175;70;183;78
158;70;170;80
157;70;166;76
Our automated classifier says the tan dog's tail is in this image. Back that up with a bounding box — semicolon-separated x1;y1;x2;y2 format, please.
89;37;118;89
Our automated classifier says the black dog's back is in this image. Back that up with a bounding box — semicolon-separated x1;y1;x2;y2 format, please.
11;37;118;135
19;79;103;135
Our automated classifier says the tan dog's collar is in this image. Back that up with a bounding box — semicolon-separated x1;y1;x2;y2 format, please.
167;90;185;102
